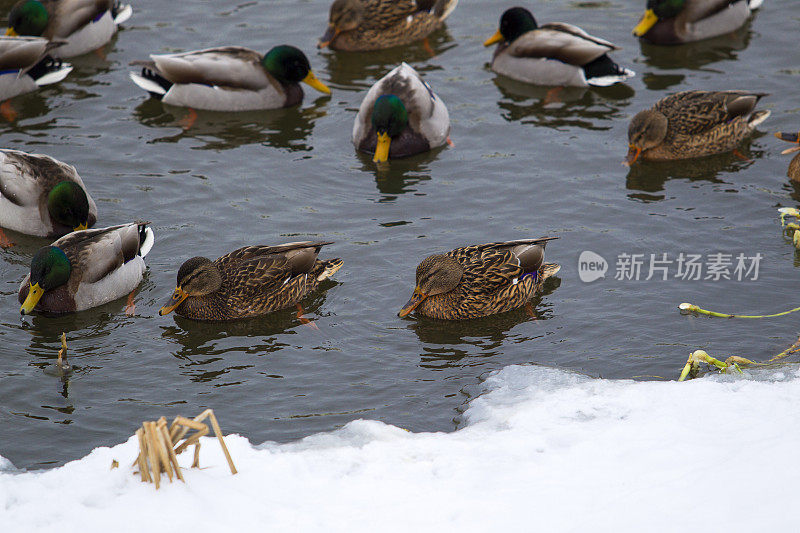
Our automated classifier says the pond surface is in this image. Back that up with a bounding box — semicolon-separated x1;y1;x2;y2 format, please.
1;0;799;469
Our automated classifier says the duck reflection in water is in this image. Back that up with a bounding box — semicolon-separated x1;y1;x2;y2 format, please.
319;29;454;88
492;75;634;130
409;288;558;370
132;98;327;152
625;141;761;202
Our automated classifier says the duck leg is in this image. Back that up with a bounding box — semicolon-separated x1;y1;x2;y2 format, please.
732;149;751;162
0;100;17;122
125;289;136;316
422;37;435;57
543;87;563;106
296;303;319;330
93;47;108;61
178;108;198;130
0;228;14;248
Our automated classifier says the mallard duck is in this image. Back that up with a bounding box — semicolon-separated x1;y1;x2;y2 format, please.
318;0;458;51
18;222;154;315
158;241;343;321
129;45;330;112
398;238;560;320
626;90;770;164
483;7;634;87
0;36;71;101
775;132;800;182
353;62;449;162
633;0;763;45
6;0;133;58
0;149;97;237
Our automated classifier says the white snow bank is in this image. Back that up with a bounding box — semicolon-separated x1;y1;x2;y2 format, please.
2;365;800;532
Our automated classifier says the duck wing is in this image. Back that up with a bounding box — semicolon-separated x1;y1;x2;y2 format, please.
681;0;737;23
54;222;145;285
656;90;767;135
507;23;617;66
0;36;51;70
47;0;113;39
146;47;271;91
216;242;333;301
449;237;557;295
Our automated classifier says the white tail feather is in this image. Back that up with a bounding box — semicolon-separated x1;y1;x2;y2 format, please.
437;0;458;21
114;4;133;25
587;68;635;87
139;227;154;258
748;0;763;10
129;71;166;95
749;110;770;128
34;65;72;86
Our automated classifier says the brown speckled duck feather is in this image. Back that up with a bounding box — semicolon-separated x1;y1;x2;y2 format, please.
407;238;560;320
172;242;342;321
320;0;458;51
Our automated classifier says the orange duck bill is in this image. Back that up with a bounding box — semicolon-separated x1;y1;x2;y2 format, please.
159;287;188;316
624;144;642;166
398;287;428;317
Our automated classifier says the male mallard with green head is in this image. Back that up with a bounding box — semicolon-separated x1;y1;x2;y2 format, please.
0;36;72;102
18;222;154;315
626;90;769;164
0;149;97;238
318;0;458;51
129;45;330;112
775;131;800;182
158;242;342;321
6;0;133;57
483;7;634;87
633;0;763;45
353;62;449;162
398;238;560;320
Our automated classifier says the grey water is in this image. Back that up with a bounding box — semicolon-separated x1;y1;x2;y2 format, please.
1;0;798;469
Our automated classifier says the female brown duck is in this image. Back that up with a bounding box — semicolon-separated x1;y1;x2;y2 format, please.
626;90;769;165
398;238;559;320
159;241;342;321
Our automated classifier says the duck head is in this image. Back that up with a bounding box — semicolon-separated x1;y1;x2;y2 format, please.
159;256;224;316
48;181;91;232
398;254;463;317
371;94;408;163
484;7;538;46
318;0;363;48
625;109;668;165
6;0;48;37
262;45;330;94
20;246;71;315
633;0;687;37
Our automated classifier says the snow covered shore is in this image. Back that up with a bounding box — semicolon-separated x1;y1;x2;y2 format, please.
2;365;799;532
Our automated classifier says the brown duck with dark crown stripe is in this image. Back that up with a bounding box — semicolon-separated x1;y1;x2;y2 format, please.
158;241;342;321
398;238;560;320
625;90;770;165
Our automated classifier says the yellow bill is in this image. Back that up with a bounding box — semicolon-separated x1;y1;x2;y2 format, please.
74;222;88;231
5;28;18;36
483;29;503;47
633;9;658;37
20;282;44;315
398;287;427;317
302;71;331;94
159;287;188;316
373;132;391;163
